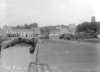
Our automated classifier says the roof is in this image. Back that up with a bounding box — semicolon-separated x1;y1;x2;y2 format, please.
13;29;33;32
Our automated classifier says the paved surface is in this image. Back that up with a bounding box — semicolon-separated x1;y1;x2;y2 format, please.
0;39;100;72
39;40;100;72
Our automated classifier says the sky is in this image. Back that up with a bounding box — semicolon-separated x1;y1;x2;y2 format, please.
0;0;100;27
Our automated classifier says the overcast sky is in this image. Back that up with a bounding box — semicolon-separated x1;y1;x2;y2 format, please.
0;0;100;27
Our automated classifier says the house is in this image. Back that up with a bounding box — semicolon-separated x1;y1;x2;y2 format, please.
56;24;76;35
56;26;70;34
68;24;76;35
31;27;41;37
3;25;41;38
12;29;34;38
49;29;60;39
49;25;76;39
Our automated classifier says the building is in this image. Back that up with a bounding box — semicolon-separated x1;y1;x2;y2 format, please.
91;16;96;23
56;24;76;35
49;29;60;39
31;27;41;37
3;25;41;38
56;26;69;34
49;25;76;39
68;24;76;35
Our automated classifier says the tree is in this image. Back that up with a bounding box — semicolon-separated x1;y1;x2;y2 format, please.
76;22;97;38
15;25;25;29
95;22;100;33
77;22;97;33
13;23;39;29
30;23;38;28
24;24;30;29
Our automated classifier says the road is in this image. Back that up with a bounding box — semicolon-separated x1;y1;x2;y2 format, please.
39;40;100;72
0;39;100;72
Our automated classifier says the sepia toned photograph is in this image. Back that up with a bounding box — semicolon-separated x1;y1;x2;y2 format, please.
0;0;100;72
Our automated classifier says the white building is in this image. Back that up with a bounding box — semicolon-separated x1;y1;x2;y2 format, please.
3;25;41;38
49;29;60;39
31;27;41;37
56;24;76;35
68;24;76;35
56;26;70;34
